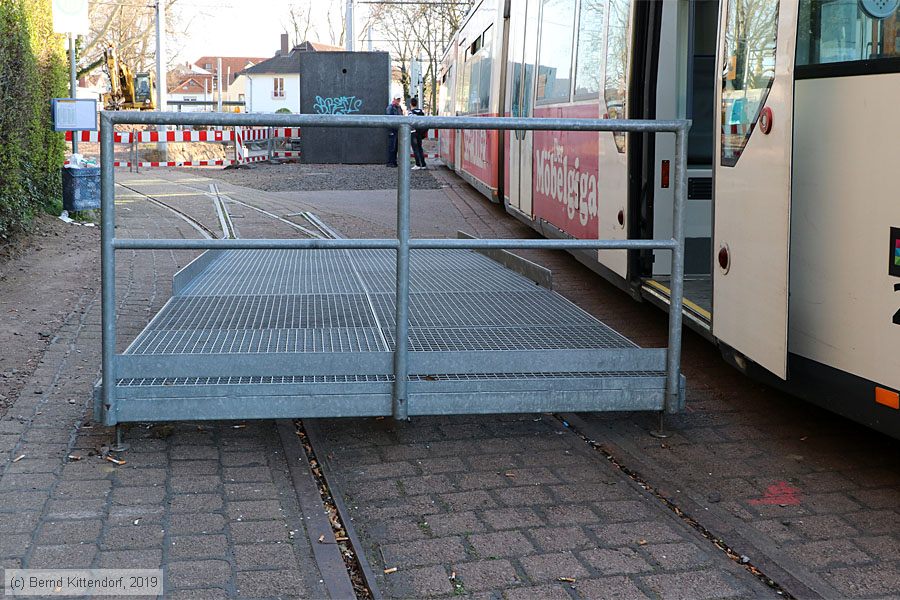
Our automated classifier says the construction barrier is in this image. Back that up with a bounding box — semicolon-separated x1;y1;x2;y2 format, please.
64;127;440;167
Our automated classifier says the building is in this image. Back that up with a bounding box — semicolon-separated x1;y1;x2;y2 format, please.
168;56;267;111
234;35;342;113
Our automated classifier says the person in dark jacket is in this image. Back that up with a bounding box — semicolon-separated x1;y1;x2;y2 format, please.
408;97;427;170
386;96;403;167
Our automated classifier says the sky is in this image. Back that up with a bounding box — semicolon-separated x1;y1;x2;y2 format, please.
172;0;361;64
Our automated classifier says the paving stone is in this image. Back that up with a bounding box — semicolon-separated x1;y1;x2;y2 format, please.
232;542;296;570
168;514;227;536
227;500;283;521
169;494;224;514
504;583;572;600
0;473;58;490
545;504;600;526
469;530;535;559
102;525;165;550
28;544;98;568
525;526;593;553
440;490;497;511
427;511;485;537
593;500;655;523
97;549;163;569
170;475;222;494
229;521;291;544
575;576;652;599
36;519;103;544
223;482;279;501
590;523;683;547
223;466;273;483
784;539;871;570
495;485;555;507
824;562;900;598
52;479;112;498
0;534;30;558
110;485;166;506
235;569;306;598
414;456;468;475
43;498;106;520
788;515;859;541
169;535;229;561
482;508;545;530
580;547;653;575
400;474;456;496
0;512;41;534
453;559;521;591
382;537;468;568
640;569;747;600
392;565;454;598
643;542;713;570
520;551;589;582
166;560;232;589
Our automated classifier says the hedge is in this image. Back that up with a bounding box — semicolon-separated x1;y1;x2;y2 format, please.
0;0;67;239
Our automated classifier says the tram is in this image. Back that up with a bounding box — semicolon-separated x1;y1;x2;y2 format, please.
437;0;900;437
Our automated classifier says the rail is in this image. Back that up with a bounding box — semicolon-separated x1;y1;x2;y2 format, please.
99;111;689;422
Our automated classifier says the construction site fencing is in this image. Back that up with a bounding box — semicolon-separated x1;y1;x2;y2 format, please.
98;111;690;423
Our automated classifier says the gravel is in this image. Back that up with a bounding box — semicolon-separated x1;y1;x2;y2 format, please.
182;162;442;192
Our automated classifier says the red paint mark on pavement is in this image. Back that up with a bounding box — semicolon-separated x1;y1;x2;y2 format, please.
748;481;801;506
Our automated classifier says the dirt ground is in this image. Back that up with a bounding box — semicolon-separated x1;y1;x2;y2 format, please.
0;215;99;418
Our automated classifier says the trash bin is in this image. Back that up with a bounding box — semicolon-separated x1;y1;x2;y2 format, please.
61;167;101;212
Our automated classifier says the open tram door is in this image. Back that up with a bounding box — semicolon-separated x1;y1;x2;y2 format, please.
712;0;798;379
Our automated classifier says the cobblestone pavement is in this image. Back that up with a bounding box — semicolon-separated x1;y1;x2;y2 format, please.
192;164;900;599
2;164;898;599
0;176;327;598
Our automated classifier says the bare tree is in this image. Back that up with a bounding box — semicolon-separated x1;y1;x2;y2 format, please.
78;0;185;79
365;0;470;113
283;0;346;48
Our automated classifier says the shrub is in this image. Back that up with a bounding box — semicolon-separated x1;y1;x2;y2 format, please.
0;0;67;239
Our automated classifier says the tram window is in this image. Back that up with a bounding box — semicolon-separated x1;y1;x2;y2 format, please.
536;0;576;103
720;0;779;167
605;0;631;153
574;0;604;97
797;0;900;66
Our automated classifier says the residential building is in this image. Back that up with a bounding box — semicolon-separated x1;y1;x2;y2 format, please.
234;35;342;113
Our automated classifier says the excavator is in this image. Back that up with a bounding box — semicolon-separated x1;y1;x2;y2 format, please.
102;45;155;110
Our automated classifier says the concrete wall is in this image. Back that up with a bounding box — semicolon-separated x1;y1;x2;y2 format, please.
298;52;390;164
246;73;300;113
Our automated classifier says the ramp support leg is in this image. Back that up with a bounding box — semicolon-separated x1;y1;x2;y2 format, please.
393;124;412;421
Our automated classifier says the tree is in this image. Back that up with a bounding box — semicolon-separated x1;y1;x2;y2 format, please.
77;0;185;80
364;0;471;113
284;0;345;48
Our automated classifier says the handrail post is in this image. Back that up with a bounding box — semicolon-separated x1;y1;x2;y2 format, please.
100;113;118;425
393;123;412;420
664;124;689;414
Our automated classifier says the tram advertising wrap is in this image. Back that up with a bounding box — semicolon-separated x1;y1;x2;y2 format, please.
461;120;499;190
532;104;600;239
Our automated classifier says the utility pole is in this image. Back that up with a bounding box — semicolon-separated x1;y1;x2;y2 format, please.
217;57;223;112
69;33;78;154
345;0;354;51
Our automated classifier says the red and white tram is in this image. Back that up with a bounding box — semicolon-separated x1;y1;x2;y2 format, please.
438;0;900;437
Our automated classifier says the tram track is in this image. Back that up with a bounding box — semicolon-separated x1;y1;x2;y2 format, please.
123;178;380;598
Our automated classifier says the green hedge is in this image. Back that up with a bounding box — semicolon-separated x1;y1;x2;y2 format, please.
0;0;67;239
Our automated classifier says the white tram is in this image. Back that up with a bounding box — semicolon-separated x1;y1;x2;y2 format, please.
437;0;900;437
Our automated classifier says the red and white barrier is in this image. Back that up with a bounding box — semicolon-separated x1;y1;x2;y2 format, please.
65;125;440;166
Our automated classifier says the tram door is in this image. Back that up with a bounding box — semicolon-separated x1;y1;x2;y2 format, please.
712;0;798;378
507;0;538;216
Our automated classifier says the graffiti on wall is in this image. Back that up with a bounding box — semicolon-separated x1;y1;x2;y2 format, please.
313;95;363;115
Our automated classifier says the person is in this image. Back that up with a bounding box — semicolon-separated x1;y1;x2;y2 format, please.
408;97;427;170
385;96;403;167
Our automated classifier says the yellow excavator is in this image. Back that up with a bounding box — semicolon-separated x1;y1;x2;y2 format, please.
102;45;155;110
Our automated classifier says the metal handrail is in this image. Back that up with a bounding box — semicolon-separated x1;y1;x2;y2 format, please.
99;111;689;423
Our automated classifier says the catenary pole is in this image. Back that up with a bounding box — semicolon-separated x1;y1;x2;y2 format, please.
155;1;168;153
69;33;78;154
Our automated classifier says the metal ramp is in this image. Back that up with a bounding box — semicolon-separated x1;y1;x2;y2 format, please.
96;111;690;426
101;247;681;423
